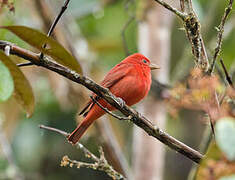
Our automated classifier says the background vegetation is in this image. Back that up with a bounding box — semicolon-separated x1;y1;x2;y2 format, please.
0;0;234;179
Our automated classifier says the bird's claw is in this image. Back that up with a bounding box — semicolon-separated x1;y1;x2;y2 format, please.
116;97;125;108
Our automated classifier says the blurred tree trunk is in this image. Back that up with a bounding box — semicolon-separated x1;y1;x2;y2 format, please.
132;2;174;180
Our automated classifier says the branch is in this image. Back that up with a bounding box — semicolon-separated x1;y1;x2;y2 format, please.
39;125;125;180
34;0;82;63
181;0;193;14
39;125;69;137
220;59;234;88
0;41;203;163
208;0;234;74
96;117;133;179
39;0;70;60
154;0;209;71
46;0;70;37
90;96;131;121
153;0;186;20
181;0;209;71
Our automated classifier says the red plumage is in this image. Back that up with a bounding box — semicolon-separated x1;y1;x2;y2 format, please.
68;53;159;144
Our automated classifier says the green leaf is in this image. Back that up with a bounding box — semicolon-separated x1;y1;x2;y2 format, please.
215;117;235;161
0;60;14;101
1;25;82;74
0;52;35;118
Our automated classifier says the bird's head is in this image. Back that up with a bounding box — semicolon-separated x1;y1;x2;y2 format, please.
124;53;160;70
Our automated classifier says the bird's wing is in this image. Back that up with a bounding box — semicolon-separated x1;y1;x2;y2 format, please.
101;63;130;88
79;63;131;117
78;100;94;116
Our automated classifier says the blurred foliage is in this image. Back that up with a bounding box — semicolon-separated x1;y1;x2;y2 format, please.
0;0;234;180
0;60;14;102
77;0;137;69
0;0;15;12
169;68;232;119
196;141;235;180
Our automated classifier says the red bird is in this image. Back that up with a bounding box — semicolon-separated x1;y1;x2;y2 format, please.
68;53;159;144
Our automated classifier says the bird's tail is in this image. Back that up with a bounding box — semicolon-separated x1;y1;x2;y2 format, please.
67;119;94;145
68;104;106;144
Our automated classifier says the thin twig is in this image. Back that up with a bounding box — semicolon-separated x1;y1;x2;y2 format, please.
39;124;125;180
183;0;193;13
0;41;203;163
46;0;70;37
35;0;82;64
220;59;234;88
40;0;71;59
180;0;185;12
39;124;99;161
208;90;221;138
209;117;215;137
39;124;69;137
76;143;100;162
154;0;186;20
96;117;133;179
90;96;131;121
208;0;234;74
61;152;124;180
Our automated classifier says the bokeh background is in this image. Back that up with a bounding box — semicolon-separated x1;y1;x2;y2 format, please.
0;0;234;179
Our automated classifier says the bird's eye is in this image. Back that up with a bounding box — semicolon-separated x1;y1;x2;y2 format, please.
142;59;147;64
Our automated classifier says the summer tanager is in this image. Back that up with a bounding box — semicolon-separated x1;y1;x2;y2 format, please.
68;53;159;144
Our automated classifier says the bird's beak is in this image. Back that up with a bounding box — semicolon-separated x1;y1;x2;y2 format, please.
149;63;160;70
